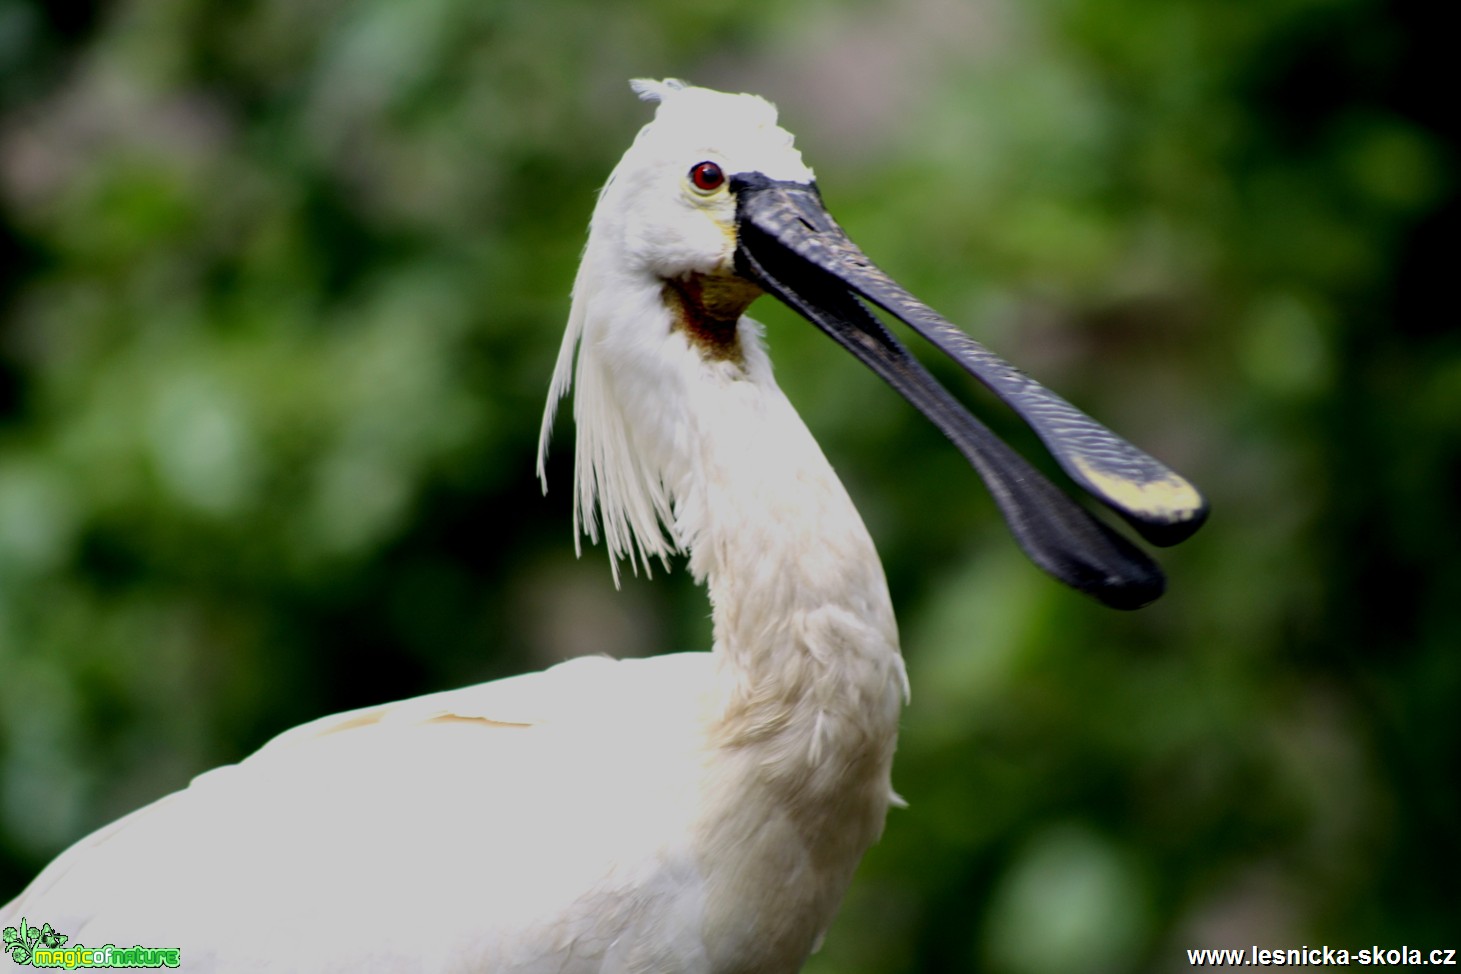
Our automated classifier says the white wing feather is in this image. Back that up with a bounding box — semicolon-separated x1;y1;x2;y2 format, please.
3;653;720;974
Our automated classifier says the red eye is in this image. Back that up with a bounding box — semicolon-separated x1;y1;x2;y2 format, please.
689;161;725;192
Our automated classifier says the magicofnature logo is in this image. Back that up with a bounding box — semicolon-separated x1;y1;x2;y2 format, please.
3;919;179;969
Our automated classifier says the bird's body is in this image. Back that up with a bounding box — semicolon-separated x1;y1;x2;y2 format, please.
11;644;897;972
4;80;1203;972
5;84;905;972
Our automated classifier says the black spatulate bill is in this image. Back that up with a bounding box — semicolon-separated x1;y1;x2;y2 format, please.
732;173;1207;608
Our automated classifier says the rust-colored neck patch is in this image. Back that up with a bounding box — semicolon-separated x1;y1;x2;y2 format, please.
662;271;762;364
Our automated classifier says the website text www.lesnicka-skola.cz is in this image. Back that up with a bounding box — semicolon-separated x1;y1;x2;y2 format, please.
1187;946;1458;967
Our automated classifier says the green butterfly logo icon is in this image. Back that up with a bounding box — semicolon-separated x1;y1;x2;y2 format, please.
2;918;67;967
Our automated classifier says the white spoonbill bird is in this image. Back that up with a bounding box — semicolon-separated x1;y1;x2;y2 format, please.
3;79;1206;972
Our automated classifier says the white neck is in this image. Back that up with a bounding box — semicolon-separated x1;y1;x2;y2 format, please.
673;340;904;760
541;259;907;789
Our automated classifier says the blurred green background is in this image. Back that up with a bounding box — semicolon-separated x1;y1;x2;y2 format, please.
0;0;1454;969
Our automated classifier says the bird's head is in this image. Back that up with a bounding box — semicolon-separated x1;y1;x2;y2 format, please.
541;79;1207;608
604;78;813;283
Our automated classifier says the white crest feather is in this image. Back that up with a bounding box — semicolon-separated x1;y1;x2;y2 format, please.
536;246;678;586
629;77;687;103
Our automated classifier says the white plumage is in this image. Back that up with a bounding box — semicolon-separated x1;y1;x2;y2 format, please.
4;76;1203;973
4;81;908;973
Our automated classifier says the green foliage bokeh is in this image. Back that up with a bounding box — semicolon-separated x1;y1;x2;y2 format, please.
0;0;1454;970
